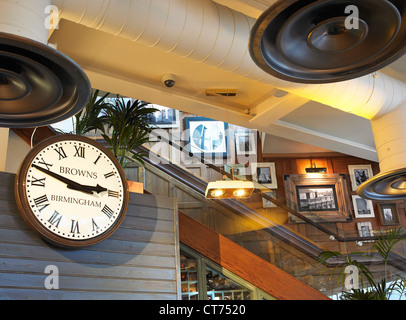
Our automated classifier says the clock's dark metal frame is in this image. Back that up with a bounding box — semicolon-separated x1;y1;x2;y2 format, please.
14;134;130;248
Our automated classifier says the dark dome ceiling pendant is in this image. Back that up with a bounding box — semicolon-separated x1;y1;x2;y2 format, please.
357;168;406;201
249;0;406;83
0;32;91;128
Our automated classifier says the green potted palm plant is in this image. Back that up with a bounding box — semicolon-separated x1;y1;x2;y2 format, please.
72;89;111;136
100;97;158;192
71;90;157;193
318;227;406;300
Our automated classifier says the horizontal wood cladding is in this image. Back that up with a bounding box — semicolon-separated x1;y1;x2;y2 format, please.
178;211;329;300
0;172;180;300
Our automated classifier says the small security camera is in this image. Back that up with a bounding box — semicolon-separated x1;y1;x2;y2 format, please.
162;74;177;88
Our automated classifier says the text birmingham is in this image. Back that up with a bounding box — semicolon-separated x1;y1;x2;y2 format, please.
50;195;102;208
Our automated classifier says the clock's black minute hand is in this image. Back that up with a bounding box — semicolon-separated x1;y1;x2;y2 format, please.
32;164;106;195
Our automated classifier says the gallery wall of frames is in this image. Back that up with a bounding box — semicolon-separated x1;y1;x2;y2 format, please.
146;107;406;250
262;155;405;238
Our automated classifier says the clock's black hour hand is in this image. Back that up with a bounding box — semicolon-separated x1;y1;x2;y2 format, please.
32;164;94;195
81;184;107;194
66;183;95;194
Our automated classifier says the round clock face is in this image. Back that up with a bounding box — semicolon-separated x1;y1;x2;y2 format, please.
15;135;129;248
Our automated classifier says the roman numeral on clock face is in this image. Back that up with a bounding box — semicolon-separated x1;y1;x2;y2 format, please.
34;195;50;212
31;176;46;187
102;205;115;219
37;157;53;170
108;190;119;198
70;220;80;234
48;211;62;228
74;146;85;158
92;219;100;232
55;147;67;160
94;154;102;165
104;172;115;179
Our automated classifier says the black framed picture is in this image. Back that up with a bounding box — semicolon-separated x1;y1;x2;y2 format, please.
284;174;352;223
296;185;338;212
146;105;180;128
378;203;400;225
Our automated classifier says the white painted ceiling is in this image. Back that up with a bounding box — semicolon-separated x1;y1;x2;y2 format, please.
48;0;406;162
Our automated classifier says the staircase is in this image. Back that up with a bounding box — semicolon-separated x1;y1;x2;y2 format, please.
13;127;406;299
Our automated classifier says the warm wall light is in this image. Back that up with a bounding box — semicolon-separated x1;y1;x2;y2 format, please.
211;189;226;198
305;162;327;173
205;180;255;199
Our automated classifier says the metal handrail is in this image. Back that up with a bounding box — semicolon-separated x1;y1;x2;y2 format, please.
140;130;383;242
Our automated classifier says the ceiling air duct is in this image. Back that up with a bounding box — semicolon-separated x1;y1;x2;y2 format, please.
249;0;406;84
358;103;406;201
53;0;406;200
0;0;90;128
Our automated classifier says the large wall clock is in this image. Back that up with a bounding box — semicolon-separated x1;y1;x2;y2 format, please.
15;134;130;248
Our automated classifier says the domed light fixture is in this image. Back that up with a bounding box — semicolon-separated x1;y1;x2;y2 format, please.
0;0;90;128
249;0;406;83
0;32;91;128
357;168;406;201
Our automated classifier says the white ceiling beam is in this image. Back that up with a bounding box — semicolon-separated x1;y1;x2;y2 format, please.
250;93;309;126
84;65;378;162
266;120;378;162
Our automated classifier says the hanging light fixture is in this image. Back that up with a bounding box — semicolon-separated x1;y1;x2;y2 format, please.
249;0;406;83
205;180;255;199
204;103;255;200
0;1;91;128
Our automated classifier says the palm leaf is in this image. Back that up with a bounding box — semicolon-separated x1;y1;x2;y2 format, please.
318;226;406;300
373;227;406;264
101;97;158;167
74;89;112;135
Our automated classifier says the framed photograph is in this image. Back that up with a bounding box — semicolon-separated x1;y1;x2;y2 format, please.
224;164;247;180
146;105;180;128
262;192;277;208
348;164;373;191
296;185;338;212
284;174;352;223
378;203;400;226
185;117;228;156
352;195;375;218
235;132;256;155
357;221;374;239
251;162;277;189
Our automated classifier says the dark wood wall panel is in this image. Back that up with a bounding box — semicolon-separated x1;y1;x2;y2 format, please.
262;153;406;252
0;172;180;300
